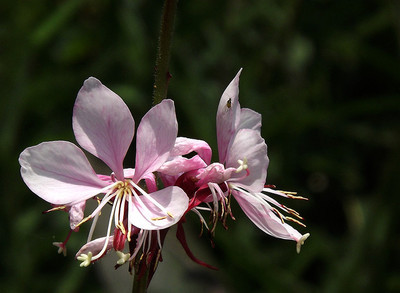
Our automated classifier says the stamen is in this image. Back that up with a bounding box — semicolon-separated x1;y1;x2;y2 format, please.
78;186;118;239
156;230;162;250
127;223;132;242
119;190;128;224
195;206;212;211
129;230;147;261
88;191;120;263
75;216;92;229
151;216;168;221
130;181;174;218
257;192;304;220
117;221;126;234
87;212;99;242
43;205;66;213
85;185;119;221
271;207;285;224
285;216;306;227
276;190;308;200
146;231;152;253
192;208;210;231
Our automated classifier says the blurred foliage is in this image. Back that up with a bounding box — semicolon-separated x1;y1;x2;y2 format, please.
1;0;400;292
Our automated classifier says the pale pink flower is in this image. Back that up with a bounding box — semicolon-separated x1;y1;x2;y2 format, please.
214;69;310;252
19;77;188;266
162;70;309;253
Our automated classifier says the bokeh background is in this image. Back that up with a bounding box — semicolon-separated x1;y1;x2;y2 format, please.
1;0;399;292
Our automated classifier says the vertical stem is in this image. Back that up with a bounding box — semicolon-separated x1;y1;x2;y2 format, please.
152;0;178;105
132;267;149;293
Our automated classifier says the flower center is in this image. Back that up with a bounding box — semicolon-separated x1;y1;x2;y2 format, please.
76;178;174;267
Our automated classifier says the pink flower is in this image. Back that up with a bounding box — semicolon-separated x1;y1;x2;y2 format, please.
214;69;310;252
164;70;309;254
19;77;189;266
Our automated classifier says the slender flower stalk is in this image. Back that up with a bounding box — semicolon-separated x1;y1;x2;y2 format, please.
152;0;179;105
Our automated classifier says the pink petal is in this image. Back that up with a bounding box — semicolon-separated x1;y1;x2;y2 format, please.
158;155;208;176
75;236;114;258
233;190;302;242
134;99;178;181
19;141;108;205
216;69;242;163
238;108;262;133
69;201;86;231
170;137;212;165
128;186;188;230
226;129;269;192
72;77;135;180
195;163;236;187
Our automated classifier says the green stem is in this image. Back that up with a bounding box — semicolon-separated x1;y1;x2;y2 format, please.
152;0;178;105
132;265;150;293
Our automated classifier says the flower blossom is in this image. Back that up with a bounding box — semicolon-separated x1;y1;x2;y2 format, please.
162;69;309;259
19;77;189;267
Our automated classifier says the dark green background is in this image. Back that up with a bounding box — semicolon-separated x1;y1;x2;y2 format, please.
1;0;399;292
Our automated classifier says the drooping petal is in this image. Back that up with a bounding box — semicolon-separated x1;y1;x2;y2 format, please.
19;141;109;205
72;77;135;180
195;163;236;187
170;137;212;165
238;108;262;133
226;129;269;192
128;186;188;230
158;155;208;176
75;236;114;259
216;69;242;163
233;190;303;242
134;99;178;181
69;201;86;231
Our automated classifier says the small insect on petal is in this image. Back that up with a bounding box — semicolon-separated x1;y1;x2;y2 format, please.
226;98;232;108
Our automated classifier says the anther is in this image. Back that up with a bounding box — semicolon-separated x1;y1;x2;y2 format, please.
75;216;91;228
151;216;168;221
43;205;66;213
116;222;126;234
285;216;306;227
